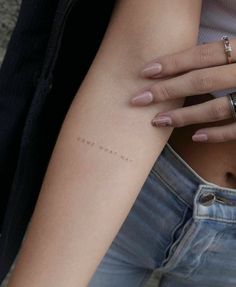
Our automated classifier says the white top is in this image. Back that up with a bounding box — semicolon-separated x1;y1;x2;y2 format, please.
197;0;236;97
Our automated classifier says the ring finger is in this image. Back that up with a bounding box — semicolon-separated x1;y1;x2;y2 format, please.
151;95;233;127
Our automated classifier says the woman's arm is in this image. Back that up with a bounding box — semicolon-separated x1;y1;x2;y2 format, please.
7;1;202;286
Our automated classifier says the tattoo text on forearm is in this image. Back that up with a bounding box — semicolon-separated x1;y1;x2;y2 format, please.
77;136;134;163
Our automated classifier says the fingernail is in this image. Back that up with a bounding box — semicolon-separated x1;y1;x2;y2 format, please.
192;133;208;142
141;63;162;78
151;116;172;127
130;91;153;105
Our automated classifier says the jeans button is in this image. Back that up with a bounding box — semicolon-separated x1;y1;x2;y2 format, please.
199;192;216;206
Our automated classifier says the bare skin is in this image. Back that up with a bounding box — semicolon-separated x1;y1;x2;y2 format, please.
6;1;202;286
168;93;236;188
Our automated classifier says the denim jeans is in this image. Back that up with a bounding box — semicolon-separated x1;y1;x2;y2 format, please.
88;142;236;287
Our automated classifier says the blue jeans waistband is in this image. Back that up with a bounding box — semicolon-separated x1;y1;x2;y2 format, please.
151;142;236;223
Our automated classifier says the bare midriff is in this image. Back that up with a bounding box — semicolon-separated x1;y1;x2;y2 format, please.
167;93;236;189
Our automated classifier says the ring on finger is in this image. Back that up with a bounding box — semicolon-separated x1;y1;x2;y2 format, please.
221;35;233;64
227;92;236;119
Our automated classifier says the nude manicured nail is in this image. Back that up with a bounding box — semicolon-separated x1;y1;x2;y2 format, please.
141;63;162;78
131;91;153;105
151;116;172;127
192;133;208;142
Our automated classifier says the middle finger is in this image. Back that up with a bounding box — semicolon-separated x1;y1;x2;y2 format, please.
130;64;236;105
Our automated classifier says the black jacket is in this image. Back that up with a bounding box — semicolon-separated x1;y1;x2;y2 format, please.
0;0;115;283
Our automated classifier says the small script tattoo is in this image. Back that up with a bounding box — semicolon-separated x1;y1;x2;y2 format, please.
76;136;133;162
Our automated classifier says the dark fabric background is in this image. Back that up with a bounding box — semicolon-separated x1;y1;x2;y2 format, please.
0;0;115;282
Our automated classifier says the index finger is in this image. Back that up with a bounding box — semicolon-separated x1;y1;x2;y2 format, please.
140;38;236;78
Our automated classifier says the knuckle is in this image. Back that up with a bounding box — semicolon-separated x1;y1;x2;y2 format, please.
197;44;214;65
191;71;214;93
210;101;228;120
225;127;236;140
166;54;180;74
218;131;230;142
207;125;236;143
170;111;186;127
151;84;171;102
230;64;236;78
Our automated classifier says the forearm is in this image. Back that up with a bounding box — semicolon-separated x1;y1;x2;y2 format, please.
7;1;202;286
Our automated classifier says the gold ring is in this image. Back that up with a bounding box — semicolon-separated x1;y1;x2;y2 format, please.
221;35;233;64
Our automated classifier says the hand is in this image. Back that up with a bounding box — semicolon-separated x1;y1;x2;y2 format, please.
130;39;236;143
